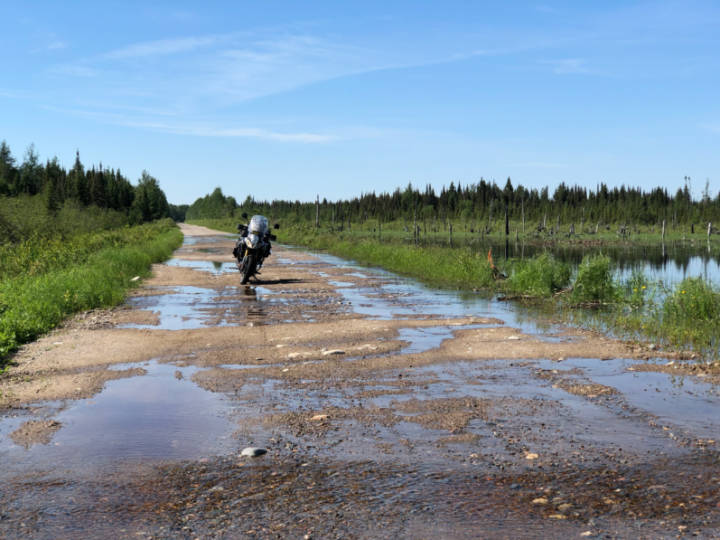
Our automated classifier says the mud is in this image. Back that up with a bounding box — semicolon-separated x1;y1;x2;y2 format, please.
1;223;719;538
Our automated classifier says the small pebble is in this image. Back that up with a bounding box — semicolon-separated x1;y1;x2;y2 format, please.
240;447;267;457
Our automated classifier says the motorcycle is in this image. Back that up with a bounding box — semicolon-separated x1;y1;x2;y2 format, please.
232;213;278;284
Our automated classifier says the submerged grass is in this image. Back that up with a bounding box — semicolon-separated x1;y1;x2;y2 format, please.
0;220;182;367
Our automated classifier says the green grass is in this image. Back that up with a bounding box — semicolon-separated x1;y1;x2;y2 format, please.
0;219;182;367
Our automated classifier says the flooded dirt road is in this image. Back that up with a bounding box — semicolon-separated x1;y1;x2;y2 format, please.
1;223;719;539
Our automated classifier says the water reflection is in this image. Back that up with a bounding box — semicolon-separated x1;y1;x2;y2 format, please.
459;240;720;286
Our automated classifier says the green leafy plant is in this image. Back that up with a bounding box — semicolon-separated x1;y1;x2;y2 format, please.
570;254;620;304
507;253;571;297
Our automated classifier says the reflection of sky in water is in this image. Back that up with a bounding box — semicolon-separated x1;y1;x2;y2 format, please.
165;257;237;275
0;361;236;474
121;285;273;330
181;234;234;246
616;256;720;287
537;357;720;440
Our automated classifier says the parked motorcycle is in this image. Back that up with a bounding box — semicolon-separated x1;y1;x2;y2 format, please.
232;213;278;284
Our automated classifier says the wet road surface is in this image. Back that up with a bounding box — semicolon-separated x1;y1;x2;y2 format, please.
1;224;719;539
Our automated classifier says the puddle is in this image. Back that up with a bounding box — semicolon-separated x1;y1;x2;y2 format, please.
166;257;237;275
122;286;225;330
397;325;485;354
181;235;234;246
121;285;273;330
0;361;236;475
396;361;686;455
539;357;720;439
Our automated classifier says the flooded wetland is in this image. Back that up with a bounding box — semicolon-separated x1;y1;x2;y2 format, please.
1;224;719;539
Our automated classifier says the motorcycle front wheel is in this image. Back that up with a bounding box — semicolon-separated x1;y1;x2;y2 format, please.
240;252;257;284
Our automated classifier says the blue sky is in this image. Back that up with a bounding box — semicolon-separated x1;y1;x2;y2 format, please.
1;1;719;204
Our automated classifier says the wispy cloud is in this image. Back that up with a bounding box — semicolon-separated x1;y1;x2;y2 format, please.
47;40;67;50
46;28;565;139
539;58;589;74
0;88;24;99
123;120;336;143
43;105;335;143
103;35;224;59
701;123;720;134
50;64;98;77
511;161;568;169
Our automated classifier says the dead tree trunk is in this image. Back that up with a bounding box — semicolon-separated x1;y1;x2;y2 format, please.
315;195;319;228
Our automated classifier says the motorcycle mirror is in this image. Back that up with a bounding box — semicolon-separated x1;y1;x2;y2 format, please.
273;223;280;230
241;212;248;220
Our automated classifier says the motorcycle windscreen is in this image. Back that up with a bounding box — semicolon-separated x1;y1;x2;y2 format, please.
248;215;269;235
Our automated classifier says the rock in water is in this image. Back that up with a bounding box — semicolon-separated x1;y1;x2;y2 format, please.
241;447;267;457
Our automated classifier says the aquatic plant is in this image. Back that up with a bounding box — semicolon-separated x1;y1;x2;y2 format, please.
570;254;620;305
506;253;571;297
658;277;720;356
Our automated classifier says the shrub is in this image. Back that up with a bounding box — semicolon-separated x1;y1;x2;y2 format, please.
570;254;620;304
507;253;571;297
658;278;720;354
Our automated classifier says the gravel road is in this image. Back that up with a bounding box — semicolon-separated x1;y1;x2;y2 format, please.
1;223;718;539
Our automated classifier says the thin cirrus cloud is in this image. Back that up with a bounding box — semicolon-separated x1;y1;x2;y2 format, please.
122;121;337;143
539;58;590;75
43;104;336;143
55;32;395;106
511;161;568;169
39;31;406;143
47;40;67;50
102;35;226;60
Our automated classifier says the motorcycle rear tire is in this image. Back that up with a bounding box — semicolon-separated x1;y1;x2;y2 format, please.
240;253;257;284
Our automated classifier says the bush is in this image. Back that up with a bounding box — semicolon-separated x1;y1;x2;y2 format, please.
570;254;620;304
658;278;720;354
507;253;571;297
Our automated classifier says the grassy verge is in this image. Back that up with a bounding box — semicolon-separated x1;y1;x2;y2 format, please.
191;220;720;361
0;219;182;368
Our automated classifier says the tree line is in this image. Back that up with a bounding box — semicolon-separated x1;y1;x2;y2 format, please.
0;140;170;223
187;177;720;232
